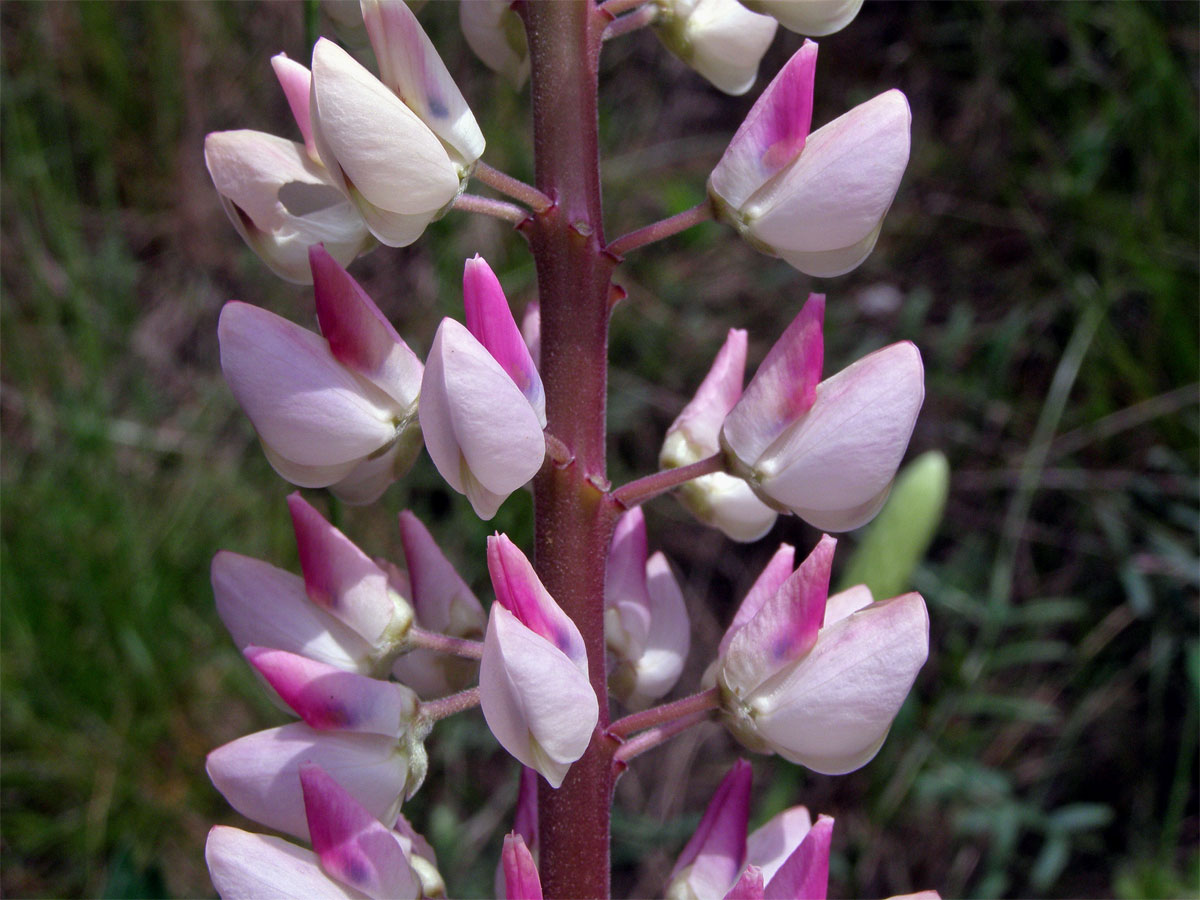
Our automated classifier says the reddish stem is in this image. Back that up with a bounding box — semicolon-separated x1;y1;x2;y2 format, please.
608;686;722;739
606;201;714;258
474;161;554;213
406;626;483;660
518;2;618;897
613;710;713;770
611;453;725;509
418;686;481;723
452;193;530;225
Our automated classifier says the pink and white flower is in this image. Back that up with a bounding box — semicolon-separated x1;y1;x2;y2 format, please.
653;0;778;96
661;328;778;541
709;41;911;277
310;1;485;246
707;536;930;775
479;535;598;788
218;247;423;503
721;294;924;532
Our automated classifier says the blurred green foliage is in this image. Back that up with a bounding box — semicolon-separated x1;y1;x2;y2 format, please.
2;2;1197;899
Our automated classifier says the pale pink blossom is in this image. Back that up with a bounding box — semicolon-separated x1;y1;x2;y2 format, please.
721;294;924;532
479;535;598;788
709;42;911;277
666;759;752;900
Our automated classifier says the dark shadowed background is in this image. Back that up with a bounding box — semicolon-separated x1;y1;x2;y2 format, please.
2;2;1197;897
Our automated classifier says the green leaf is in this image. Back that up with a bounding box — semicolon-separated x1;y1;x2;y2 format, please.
838;451;951;599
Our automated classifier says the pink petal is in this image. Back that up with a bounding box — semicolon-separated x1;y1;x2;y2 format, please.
218;301;400;466
723;294;825;467
502;833;543;900
746;805;812;884
206;722;414;842
211;551;373;673
288;493;403;648
823;585;874;627
710;41;817;210
633;551;690;700
719;543;796;656
753;592;929;774
309;245;423;409
723;536;835;697
754;341;924;526
246;647;417;736
397;510;485;636
495;767;541;899
764;814;833;900
664;328;748;458
521;300;541;367
670;759;752;898
605;508;652;659
724;865;766;900
301;764;420;900
479;604;599;788
360;0;485;164
271;53;317;159
488;534;587;668
206;826;366;899
419;318;546;519
463;255;545;423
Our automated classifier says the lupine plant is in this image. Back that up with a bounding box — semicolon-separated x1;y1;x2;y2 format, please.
201;1;937;896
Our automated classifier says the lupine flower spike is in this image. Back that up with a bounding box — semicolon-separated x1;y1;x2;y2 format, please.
479;534;598;788
721;293;925;531
708;536;930;774
709;41;911;277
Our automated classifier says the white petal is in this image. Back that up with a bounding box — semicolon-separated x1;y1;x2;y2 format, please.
678;472;778;543
752;593;929;774
218;302;401;467
632;552;690;700
459;0;530;87
747;90;910;254
756;342;923;517
480;605;598;788
659;0;778;96
420;319;545;515
211;551;374;673
206;826;369;899
206;722;411;841
746;0;863;36
311;39;460;216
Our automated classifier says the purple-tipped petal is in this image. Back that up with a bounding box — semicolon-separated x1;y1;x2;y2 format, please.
218;301;401;467
206;722;415;842
419;318;546;519
272;53;317;159
398;510;485;636
309;245;423;409
746;806;813;884
288;493;406;649
664;328;748;459
719;543;796;656
723;536;835;696
246;647;418;736
725;865;766;900
669;759;753;899
502;833;543;900
360;0;485;165
479;603;599;788
488;534;587;668
206;826;364;899
754;341;924;529
752;592;930;774
723;295;825;467
211;551;374;673
463;255;545;424
301;764;420;900
710;41;817;210
764;814;833;900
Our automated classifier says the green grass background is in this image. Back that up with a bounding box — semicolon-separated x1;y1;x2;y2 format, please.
1;1;1196;897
